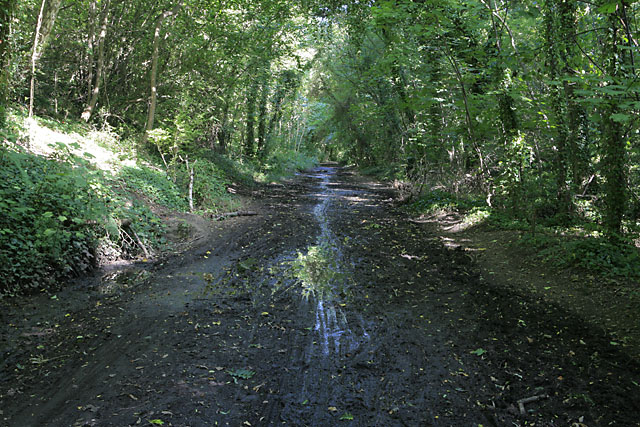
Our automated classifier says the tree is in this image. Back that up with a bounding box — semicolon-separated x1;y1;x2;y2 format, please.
0;0;16;127
544;0;579;218
29;0;62;118
244;76;259;157
142;4;181;144
598;0;630;236
81;0;111;122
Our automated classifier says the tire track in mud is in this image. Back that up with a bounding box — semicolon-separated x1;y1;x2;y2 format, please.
261;166;373;425
0;211;276;426
258;166;454;426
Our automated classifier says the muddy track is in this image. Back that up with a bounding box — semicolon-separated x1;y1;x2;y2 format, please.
1;166;640;426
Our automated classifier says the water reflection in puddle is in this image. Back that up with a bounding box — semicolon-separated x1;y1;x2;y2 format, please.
292;167;369;356
100;269;150;295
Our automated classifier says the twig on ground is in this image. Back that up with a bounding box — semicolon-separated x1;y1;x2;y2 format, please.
130;228;150;259
517;394;549;415
212;211;257;221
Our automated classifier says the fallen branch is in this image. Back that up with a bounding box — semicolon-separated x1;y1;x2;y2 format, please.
517;394;549;415
212;211;257;221
130;228;151;259
408;218;431;224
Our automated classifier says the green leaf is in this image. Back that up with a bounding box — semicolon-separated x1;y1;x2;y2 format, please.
340;412;354;421
471;348;487;356
597;2;617;14
227;368;255;379
610;113;631;124
57;215;67;222
149;420;164;425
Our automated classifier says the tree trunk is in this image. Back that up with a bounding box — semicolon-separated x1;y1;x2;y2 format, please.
544;0;580;219
244;78;259;157
28;0;62;118
86;0;96;102
186;157;195;212
267;91;284;142
29;0;46;118
217;102;229;153
256;76;269;159
81;0;110;122
446;53;487;180
0;0;16;127
600;2;628;236
142;5;180;144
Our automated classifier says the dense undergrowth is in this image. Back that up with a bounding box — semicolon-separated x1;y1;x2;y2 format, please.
404;184;640;282
0;109;316;296
357;163;640;282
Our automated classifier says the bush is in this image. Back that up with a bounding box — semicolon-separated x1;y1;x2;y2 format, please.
0;147;106;295
409;189;484;215
261;150;318;181
194;150;256;186
0;144;170;296
555;238;640;279
520;233;640;280
188;158;237;213
118;165;188;211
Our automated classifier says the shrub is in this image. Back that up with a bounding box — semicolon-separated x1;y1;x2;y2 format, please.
261;150;318;181
0;146;106;295
409;189;484;215
540;237;640;279
0;144;169;296
189;159;234;212
118;165;188;212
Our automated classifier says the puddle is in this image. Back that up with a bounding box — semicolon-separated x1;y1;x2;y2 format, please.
291;244;345;299
292;167;369;356
99;269;150;295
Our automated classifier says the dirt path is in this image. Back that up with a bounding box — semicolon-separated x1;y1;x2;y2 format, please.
1;166;639;426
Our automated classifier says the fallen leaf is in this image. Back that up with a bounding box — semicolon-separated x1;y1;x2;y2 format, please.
470;348;487;356
340;412;354;420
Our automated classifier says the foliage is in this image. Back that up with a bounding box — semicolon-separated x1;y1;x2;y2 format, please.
188;158;237;213
118;165;188;212
359;164;405;182
523;234;640;281
227;368;256;382
0;145;105;295
409;190;484;216
259;149;318;182
0;140;170;296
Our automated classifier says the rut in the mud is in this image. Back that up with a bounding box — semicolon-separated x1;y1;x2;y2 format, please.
1;166;639;427
306;166;367;357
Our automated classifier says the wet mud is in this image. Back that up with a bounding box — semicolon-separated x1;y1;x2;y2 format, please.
1;166;639;426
